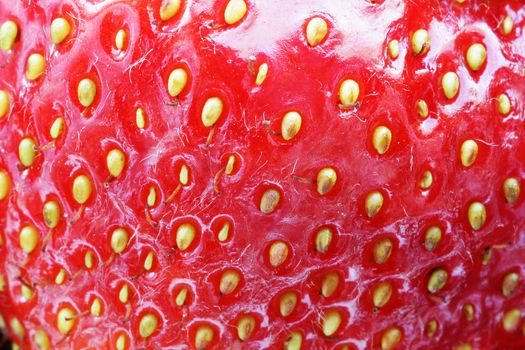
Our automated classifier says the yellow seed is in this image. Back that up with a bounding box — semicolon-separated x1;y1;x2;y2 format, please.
106;149;126;177
43;200;60;228
18;137;37;167
502;272;519;297
195;325;214;350
425;319;438;337
279;292;298;317
139;313;158;338
0;90;10;118
56;307;75;335
136;107;147;129
416;99;429;118
168;68;188;97
306;17;328;46
269;241;288;267
215;221;229;242
25;53;45;80
454;343;472;350
281;111;302;141
365;190;384;218
224;0;247;25
339;79;360;105
225;155;235;175
374;238;393;264
237;316;255;341
115;334;126;350
72;174;92;204
256;63;268;86
316;167;337;195
420;170;433;189
503;177;520;204
381;327;402;350
9;317;24;338
119;284;129;303
322;310;342;337
501;15;513;35
115;29;126;50
159;0;181;21
388;40;400;59
442;71;459;99
19;225;39;254
21;285;34;301
315;227;333;253
468;202;486;231
463;304;474;321
179;164;189;185
84;250;95;269
50;117;64;139
321;272;339;298
50;18;71;45
411;29;430;55
111;228;129;254
144;187;156;208
424;226;442;252
427;268;448;293
12;343;19;350
176;223;196;251
502;308;521;332
175;287;189;306
373;282;393;308
372;126;392;155
497;94;511;115
201;97;223;127
55;268;66;285
0;314;4;328
284;331;302;350
0;20;18;51
260;189;280;214
144;251;154;271
0;170;11;200
77;78;96;108
466;43;486;71
90;298;102;316
34;329;50;350
220;270;240;295
460;139;478;167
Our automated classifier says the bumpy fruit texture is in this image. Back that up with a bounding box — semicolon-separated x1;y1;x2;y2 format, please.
0;0;524;349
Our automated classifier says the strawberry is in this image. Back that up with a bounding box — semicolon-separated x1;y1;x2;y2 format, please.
0;0;525;349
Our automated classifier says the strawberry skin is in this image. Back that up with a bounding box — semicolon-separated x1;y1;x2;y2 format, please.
1;0;525;349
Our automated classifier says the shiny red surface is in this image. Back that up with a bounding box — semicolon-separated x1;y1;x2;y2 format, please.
0;0;525;349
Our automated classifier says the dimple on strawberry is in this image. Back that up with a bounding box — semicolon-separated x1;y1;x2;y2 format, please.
0;0;524;349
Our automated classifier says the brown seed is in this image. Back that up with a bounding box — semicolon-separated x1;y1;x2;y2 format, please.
373;237;393;264
373;282;393;308
502;272;519;297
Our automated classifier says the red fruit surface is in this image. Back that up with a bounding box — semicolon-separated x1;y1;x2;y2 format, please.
0;0;525;349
